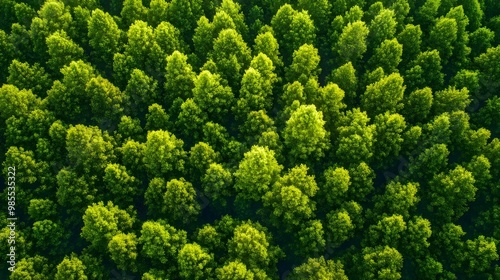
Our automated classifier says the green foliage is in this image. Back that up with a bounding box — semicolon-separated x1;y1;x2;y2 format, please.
283;104;329;163
361;246;403;280
178;243;214;279
88;9;121;66
336;109;375;165
234;145;282;201
143;129;186;178
108;233;138;272
361;73;405;116
1;1;500;279
139;220;187;264
54;254;87;280
336;21;370;65
290;257;348;280
81;201;135;250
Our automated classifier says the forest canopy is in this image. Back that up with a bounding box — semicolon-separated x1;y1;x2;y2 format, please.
1;0;500;279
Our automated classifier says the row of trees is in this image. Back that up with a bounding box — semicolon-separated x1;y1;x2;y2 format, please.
1;0;500;279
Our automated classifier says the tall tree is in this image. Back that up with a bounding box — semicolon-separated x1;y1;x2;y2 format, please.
361;73;405;117
283;104;330;164
143;130;186;178
234;145;282;202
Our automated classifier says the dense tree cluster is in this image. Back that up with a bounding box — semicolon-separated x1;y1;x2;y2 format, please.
1;0;500;279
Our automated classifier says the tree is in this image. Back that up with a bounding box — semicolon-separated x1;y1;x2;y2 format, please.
347;162;375;202
45;30;84;73
405;50;444;91
336;109;375;165
372;112;406;166
45;60;96;122
234;146;282;201
217;0;248;40
463;235;499;276
372;181;419;220
262;165;318;228
108;233;138;272
178;243;214;279
397;24;422;65
88;9;121;67
7;60;51;97
283;104;329;163
326;62;358;106
167;0;204;42
253;32;283;70
285;44;321;85
445;6;472;69
283;10;316;59
361;246;403;280
451;69;480;99
113;20;164;85
202;163;233;207
54;254;87;280
148;0;169;26
215;261;255;280
81;201;135;250
475;46;500;93
433;86;471;115
103;163;139;207
164;51;196;104
210;29;251;90
124;69;158;117
154;21;182;56
236;68;272;118
189;142;218;174
29;1;73;59
409;144;450;181
403;87;433;124
364;215;407;248
415;0;440;30
325;209;355;248
239;110;276;144
192;70;235;123
322;166;350;207
86;76;127;126
429;17;458;63
32;219;67;257
176;99;207;141
66;124;114;174
336;21;369;65
145;103;170;131
28;199;57;221
402;216;432;257
469;27;495;58
368;38;402;74
368;8;397;48
9;256;52;280
289;257;348;280
228;223;274;270
432;223;466;269
313;83;346;130
361;73;405;117
428;165;476;221
139;220;187;265
0;84;40;122
120;139;146;174
292;220;326;257
162;178;200;225
462;0;483;30
120;0;147;27
143;130;186;178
